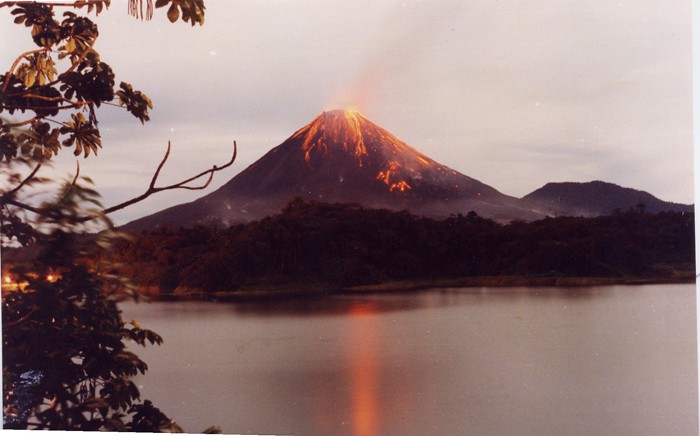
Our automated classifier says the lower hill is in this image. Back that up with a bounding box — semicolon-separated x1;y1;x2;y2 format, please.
523;181;693;217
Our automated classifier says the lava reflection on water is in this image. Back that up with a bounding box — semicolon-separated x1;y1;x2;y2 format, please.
348;302;380;436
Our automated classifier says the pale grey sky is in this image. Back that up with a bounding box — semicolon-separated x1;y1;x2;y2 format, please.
1;0;694;225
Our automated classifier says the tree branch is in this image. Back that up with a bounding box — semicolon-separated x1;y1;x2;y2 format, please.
4;161;43;199
3;117;38;128
149;140;171;191
100;140;237;216
3;307;38;328
71;161;80;186
0;1;109;8
2;197;44;215
2;102;93;112
2;141;236;224
5;94;92;110
0;141;238;222
53;34;98;85
9;94;66;102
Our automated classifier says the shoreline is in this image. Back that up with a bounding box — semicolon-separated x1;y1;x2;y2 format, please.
137;274;697;302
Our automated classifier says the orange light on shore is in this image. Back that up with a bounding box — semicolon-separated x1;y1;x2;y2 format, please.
2;275;24;292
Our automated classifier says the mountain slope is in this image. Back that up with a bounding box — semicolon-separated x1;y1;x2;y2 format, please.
123;110;541;231
523;181;693;217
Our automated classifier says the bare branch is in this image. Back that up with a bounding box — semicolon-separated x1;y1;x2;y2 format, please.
149;140;171;190
2;142;236;223
2;197;44;215
2;161;43;200
3;117;38;128
71;161;80;186
3;308;38;328
45;117;71;128
100;140;237;216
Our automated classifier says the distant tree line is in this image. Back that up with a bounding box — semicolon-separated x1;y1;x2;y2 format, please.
107;198;695;294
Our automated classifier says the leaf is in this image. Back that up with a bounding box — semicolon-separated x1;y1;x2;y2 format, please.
103;418;126;432
166;3;179;23
65;37;76;53
23;71;36;88
0;133;19;162
116;82;153;124
176;0;205;26
82;397;110;411
60;112;102;158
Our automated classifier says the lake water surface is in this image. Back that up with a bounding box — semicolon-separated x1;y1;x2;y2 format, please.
120;284;697;435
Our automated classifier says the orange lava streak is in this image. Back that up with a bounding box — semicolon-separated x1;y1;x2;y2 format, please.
295;110;369;165
298;122;326;161
376;161;399;184
389;181;411;192
415;155;431;166
377;161;412;192
341;110;368;161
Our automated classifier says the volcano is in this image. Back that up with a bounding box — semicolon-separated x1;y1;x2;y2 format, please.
123;110;543;230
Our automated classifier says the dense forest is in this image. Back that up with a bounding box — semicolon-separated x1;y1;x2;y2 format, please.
108;198;695;295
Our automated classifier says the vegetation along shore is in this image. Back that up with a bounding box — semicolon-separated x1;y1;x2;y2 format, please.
97;199;695;300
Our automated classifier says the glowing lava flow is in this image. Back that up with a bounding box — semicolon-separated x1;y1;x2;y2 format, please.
376;162;412;192
388;181;411;192
288;109;444;193
293;110;369;166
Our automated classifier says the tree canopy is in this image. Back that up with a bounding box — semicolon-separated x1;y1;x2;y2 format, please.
1;0;224;431
0;0;224;245
110;199;695;295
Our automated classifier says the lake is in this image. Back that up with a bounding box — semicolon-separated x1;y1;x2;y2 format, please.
120;284;698;435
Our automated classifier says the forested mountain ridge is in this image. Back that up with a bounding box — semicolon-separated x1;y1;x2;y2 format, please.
110;199;695;296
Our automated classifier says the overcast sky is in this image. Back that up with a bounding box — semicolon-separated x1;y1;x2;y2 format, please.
1;0;694;225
